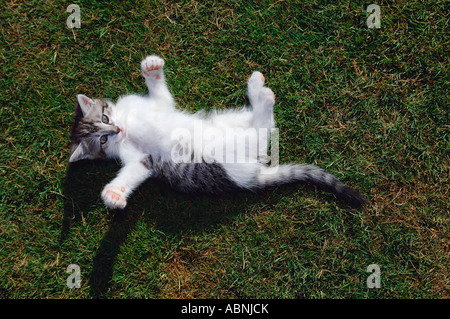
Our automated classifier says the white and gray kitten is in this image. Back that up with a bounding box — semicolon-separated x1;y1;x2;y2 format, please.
69;55;366;209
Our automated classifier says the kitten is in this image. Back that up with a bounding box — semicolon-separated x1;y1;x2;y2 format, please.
69;55;366;209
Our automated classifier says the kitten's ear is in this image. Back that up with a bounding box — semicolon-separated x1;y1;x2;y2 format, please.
77;94;94;116
69;142;92;162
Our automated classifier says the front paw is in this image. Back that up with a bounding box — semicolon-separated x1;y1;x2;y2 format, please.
141;55;165;78
101;184;127;209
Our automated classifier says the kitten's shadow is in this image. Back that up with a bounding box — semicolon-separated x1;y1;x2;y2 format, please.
61;160;270;298
61;160;120;243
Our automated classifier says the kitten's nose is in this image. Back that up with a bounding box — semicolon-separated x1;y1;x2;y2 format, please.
107;126;121;135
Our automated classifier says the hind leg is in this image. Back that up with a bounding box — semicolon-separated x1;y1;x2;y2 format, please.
247;71;265;105
247;71;275;130
247;72;276;161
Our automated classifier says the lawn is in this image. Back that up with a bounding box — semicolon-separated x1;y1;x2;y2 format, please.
0;0;448;299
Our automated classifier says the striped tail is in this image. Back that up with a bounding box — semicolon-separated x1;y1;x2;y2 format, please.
257;164;367;208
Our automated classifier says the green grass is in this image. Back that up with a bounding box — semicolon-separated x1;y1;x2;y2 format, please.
0;0;448;298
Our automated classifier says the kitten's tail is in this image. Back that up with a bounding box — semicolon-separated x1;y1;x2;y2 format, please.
257;164;367;208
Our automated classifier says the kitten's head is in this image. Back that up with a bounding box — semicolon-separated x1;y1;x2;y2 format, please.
69;94;123;162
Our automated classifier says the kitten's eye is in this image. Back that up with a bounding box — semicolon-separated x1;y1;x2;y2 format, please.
101;114;109;124
100;135;108;144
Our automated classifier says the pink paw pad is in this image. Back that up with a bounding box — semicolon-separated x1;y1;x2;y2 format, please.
102;186;127;209
105;190;120;200
145;61;162;71
141;55;165;78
